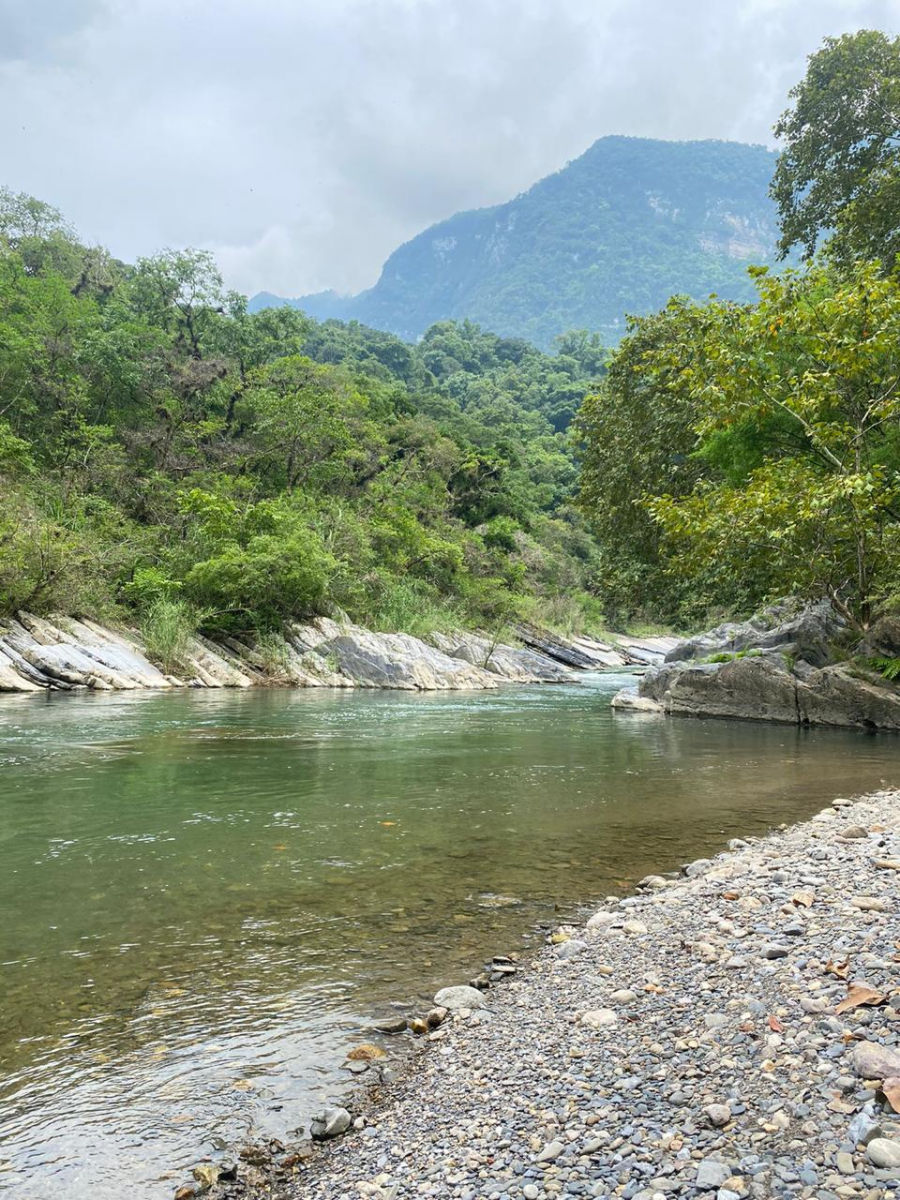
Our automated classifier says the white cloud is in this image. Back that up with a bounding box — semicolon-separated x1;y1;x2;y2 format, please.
0;0;897;297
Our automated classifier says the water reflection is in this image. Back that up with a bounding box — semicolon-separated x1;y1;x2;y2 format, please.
0;678;896;1196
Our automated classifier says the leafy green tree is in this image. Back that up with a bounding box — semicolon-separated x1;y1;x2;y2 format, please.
646;262;900;628
575;299;709;621
772;30;900;267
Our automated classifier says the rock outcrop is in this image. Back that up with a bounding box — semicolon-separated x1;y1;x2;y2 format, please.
613;601;900;731
0;612;607;695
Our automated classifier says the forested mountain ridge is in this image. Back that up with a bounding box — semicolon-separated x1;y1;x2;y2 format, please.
252;137;783;348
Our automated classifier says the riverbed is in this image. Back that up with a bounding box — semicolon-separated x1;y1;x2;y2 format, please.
0;676;896;1197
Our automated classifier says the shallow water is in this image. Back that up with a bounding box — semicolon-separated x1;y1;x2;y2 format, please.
0;676;896;1197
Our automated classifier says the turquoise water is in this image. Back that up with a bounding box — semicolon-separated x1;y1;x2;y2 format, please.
0;677;896;1197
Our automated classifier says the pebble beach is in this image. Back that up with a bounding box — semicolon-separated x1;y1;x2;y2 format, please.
266;788;900;1200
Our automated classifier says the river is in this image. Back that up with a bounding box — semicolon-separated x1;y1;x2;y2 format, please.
0;675;896;1197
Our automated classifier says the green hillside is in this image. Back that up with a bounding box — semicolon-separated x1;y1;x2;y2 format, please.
253;137;783;348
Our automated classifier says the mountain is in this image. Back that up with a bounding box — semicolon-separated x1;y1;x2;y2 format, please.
250;136;784;349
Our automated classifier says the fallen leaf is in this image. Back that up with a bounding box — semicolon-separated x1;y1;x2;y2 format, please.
835;983;887;1014
722;890;740;900
791;890;814;908
272;843;287;851
882;1076;900;1113
825;958;850;980
768;1015;785;1032
379;821;397;827
643;983;665;994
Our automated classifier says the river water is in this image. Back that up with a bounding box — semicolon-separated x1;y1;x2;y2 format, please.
0;675;897;1197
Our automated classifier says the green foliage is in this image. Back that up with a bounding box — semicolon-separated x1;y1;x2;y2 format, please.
0;199;608;635
703;649;763;664
574;299;710;624
637;261;900;629
772;30;900;267
866;655;900;681
140;598;198;675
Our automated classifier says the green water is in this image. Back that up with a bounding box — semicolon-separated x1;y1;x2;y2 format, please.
0;677;897;1197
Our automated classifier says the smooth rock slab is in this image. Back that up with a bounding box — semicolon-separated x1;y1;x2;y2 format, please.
433;985;487;1011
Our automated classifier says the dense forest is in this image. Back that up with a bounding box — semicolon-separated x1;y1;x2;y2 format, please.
2;29;899;661
255;136;783;350
0;205;610;654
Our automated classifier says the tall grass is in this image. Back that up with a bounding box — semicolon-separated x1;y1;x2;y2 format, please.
369;579;467;638
140;598;198;675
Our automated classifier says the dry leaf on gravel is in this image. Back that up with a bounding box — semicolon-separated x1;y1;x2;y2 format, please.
835;983;887;1014
825;958;851;980
882;1077;900;1113
791;890;815;907
768;1015;785;1032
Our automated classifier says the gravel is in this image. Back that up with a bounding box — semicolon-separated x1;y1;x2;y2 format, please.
211;788;900;1200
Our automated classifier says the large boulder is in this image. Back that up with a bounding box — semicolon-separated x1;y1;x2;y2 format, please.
615;601;900;731
664;598;846;668
857;615;900;659
641;654;802;724
799;663;900;729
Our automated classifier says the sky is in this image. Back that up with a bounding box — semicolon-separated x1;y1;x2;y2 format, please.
1;0;898;299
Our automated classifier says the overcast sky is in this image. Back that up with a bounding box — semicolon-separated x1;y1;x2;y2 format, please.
1;0;898;298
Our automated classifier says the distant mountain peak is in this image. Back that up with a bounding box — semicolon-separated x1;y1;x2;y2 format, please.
250;136;782;348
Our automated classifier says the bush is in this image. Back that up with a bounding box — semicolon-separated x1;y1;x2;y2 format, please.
183;530;335;635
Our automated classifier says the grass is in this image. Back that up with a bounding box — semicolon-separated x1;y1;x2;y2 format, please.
702;647;763;665
254;631;295;680
140;598;199;675
368;579;468;639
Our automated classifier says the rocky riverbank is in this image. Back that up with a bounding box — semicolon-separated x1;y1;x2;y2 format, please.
0;611;675;693
613;602;900;732
199;788;900;1200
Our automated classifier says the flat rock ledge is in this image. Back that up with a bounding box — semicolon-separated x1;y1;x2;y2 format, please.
0;613;673;695
243;788;900;1200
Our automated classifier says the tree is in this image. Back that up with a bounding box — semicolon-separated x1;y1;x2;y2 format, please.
771;30;900;267
242;355;374;492
646;262;900;628
574;299;710;621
